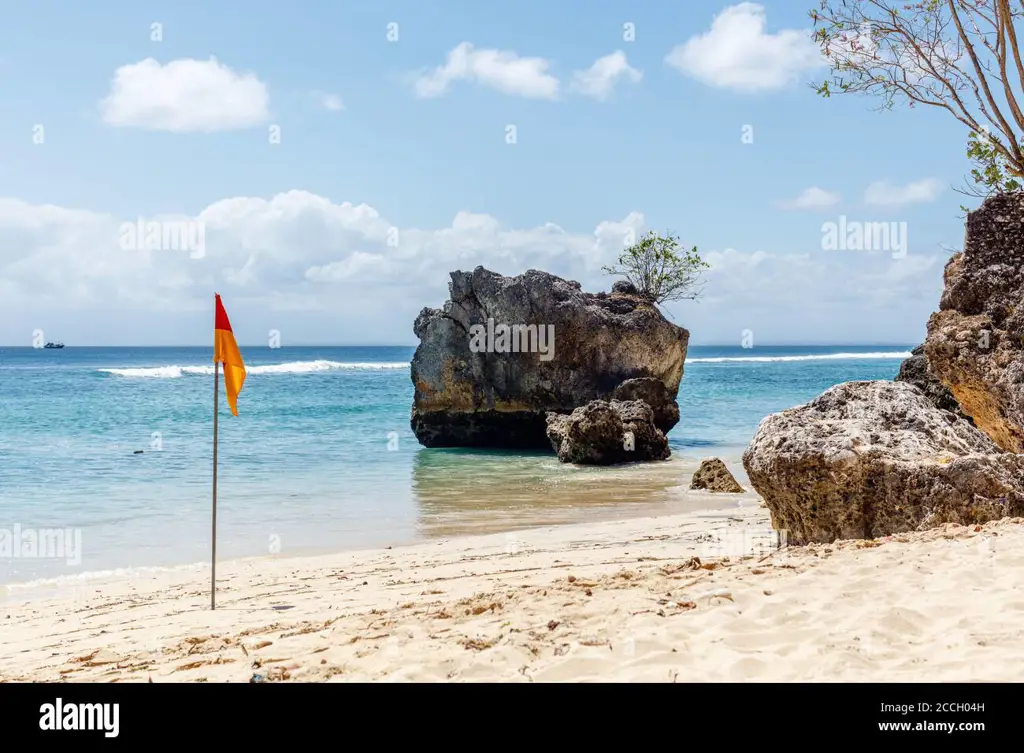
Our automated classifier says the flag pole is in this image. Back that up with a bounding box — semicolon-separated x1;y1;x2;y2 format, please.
211;338;220;610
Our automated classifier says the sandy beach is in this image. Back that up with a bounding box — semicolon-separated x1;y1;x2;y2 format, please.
2;500;1022;683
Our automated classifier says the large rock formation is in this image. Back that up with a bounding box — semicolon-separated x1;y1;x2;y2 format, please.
411;267;688;448
545;400;670;465
742;380;1024;545
690;458;745;493
923;193;1024;452
894;344;973;423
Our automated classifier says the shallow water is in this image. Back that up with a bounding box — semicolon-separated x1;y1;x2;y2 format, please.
0;344;908;586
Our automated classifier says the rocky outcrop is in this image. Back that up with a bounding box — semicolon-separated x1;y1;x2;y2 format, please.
545;399;670;465
690;458;745;493
411;267;688;448
610;377;680;434
742;380;1024;545
923;193;1024;452
894;344;973;423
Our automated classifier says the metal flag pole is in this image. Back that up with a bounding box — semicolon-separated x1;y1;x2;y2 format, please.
211;328;220;610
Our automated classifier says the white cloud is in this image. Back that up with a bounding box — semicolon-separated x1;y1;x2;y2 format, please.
694;246;943;329
0;192;944;346
0;192;636;315
863;179;944;207
777;187;841;211
306;252;388;281
413;42;559;99
665;3;825;91
313;91;344;111
570;51;642;100
99;57;270;132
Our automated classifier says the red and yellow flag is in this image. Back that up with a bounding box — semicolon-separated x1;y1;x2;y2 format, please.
214;294;246;416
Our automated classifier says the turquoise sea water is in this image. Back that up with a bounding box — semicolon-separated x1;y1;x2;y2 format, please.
0;344;911;586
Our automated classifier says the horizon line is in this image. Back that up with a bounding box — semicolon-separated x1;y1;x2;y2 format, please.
0;342;919;349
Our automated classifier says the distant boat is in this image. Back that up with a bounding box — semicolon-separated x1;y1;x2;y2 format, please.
43;342;65;349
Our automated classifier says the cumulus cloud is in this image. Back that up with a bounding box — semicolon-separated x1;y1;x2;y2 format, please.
99;58;270;132
570;51;642;100
776;187;841;211
306;252;389;282
665;3;825;91
413;42;559;99
0;192;635;316
692;245;943;345
863;179;944;207
0;192;944;345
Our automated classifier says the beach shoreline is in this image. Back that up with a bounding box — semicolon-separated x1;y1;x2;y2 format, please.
0;345;911;586
3;501;1021;683
0;459;757;594
0;450;756;586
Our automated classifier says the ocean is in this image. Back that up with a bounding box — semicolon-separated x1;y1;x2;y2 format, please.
0;344;911;589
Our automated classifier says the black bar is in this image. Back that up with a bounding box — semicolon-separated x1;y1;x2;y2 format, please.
0;682;1002;744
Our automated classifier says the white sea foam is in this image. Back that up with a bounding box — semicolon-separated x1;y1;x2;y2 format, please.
96;353;909;375
686;351;911;363
98;360;410;377
0;561;209;597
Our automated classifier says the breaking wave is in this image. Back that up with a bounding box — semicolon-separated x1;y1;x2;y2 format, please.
97;352;910;375
686;351;911;364
98;360;410;378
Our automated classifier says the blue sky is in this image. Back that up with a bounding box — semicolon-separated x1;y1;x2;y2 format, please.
0;1;976;346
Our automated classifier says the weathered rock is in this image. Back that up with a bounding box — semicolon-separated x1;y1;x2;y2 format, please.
611;280;639;296
610;377;680;434
690;458;745;493
411;267;688;448
923;193;1024;451
894;344;973;423
742;380;1024;545
545;399;670;465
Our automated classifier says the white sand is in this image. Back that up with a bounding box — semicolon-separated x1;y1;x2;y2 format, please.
2;502;1022;682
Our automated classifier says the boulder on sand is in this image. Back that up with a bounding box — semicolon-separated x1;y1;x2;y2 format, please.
410;267;688;448
545;399;670;465
742;380;1024;545
923;193;1024;451
690;458;745;493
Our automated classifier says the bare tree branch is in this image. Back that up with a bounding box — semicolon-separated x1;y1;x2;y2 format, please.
812;0;1024;195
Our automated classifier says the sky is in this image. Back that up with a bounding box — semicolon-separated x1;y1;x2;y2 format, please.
0;0;980;346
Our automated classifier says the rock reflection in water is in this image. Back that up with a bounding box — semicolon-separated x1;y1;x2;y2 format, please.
411;447;750;540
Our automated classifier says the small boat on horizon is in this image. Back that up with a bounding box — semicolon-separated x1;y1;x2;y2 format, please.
43;342;65;349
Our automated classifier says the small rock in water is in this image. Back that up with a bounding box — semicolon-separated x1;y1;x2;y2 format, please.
133;450;144;455
546;400;670;465
690;458;745;493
